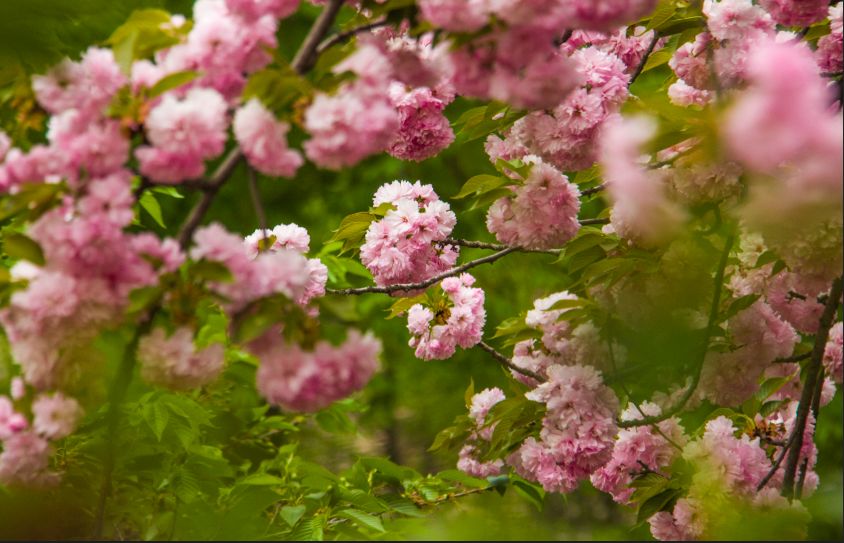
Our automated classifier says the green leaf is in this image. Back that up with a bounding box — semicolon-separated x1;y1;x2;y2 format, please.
387;293;427;319
138;190;165;227
3;232;45;265
337;509;385;533
647;0;677;30
329;212;378;252
452;174;508;200
757;374;797;402
151;186;184;199
143;400;169;442
637;488;683;524
289;516;325;541
722;294;760;322
512;478;545;511
437;469;488;489
280;505;306;527
238;473;286;486
147;70;198;98
464;379;475;410
192;259;234;282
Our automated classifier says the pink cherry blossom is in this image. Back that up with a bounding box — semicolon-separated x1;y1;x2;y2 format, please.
234;99;303;178
31;392;83;440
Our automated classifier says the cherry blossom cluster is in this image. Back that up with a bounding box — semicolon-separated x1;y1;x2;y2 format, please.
486;44;632;173
406;274;485;360
252;328;381;412
190;222;326;312
0;386;83;487
486;156;582;250
510;364;619;494
360;181;457;288
457;387;507;478
137;327;226;391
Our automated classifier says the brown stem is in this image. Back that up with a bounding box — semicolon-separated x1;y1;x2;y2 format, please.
781;276;843;499
477;340;546;383
291;0;346;74
628;32;660;86
176;148;243;249
327;247;518;296
247;166;268;233
316;18;391;56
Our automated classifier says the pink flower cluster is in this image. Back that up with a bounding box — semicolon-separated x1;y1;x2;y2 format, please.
759;0;829;26
591;402;686;504
252;329;381;412
599;116;685;248
304;32;454;168
816;3;843;73
233;99;303;178
457;387;507;478
418;0;656;34
824;322;843;384
510;292;615;385
137;87;229;183
138;327;226;390
131;0;279;101
486;156;581;250
0;390;82;487
0;171;184;389
649;416;772;540
447;25;582;110
510;364;619;493
699;301;797;406
725;38;843;281
191;222;326;311
360;181;458;288
486;46;630;172
406;274;485;360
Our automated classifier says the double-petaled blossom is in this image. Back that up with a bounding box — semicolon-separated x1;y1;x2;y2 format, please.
406;274;485;360
457;387;507;477
233;99;303;178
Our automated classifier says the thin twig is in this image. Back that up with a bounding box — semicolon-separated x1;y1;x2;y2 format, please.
781;276;843;499
247;166;268;233
440;238;561;255
477;340;546;383
291;0;346;74
580;218;610;226
316;18;390;56
327;247;518;296
619;233;735;429
628;32;660;86
774;352;811;364
581;183;606;197
176;148;243;249
757;429;798;491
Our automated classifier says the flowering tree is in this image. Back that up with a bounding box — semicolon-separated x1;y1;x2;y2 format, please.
0;0;842;539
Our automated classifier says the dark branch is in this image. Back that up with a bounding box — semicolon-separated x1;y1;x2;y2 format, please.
327;247;518;296
247;166;268;233
628;32;660;86
316;18;391;56
291;0;346;74
477;340;546;383
781;276;843;498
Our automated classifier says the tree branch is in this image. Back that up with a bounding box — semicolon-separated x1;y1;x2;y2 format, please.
291;0;346;74
781;275;843;499
619;233;735;428
628;32;660;86
476;340;546;383
176;148;243;249
581;183;606;197
247;166;268;233
316;18;390;56
327;247;518;296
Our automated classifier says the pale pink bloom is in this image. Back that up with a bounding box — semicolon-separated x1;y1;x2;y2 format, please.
138;327;225;391
32;47;126;116
361;181;457;288
600;116;685;247
0;431;59;487
559;0;657;31
816;3;843;73
0;396;27;440
47;112;130;179
407;274;485;360
387;85;454;162
591;402;686;504
824;322;843;383
486;157;581;250
703;0;775;42
144;87;229;159
669;33;713;90
225;0;299;20
417;0;490;32
767;272;828;334
304;82;399;169
253;329;381;412
233;99;303;178
468;387;506;440
31;392;83;440
759;0;828;26
457;444;504;478
511;364;619;493
10;378;25;401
